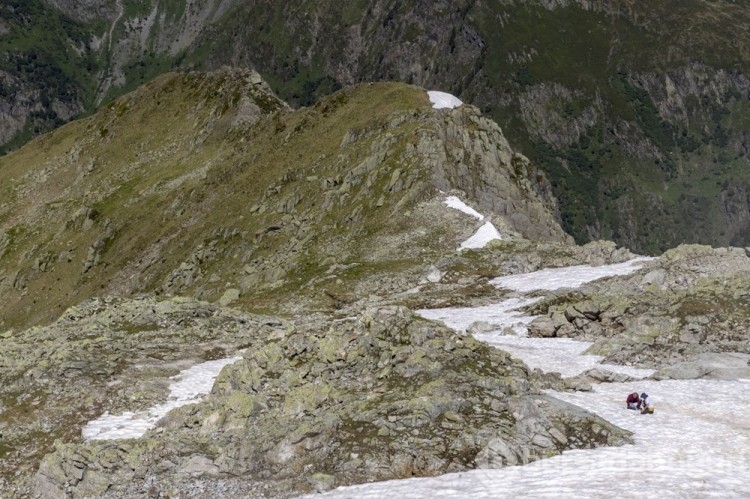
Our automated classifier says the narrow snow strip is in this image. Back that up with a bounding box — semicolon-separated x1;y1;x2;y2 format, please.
459;221;502;250
491;257;653;292
473;334;655;379
417;299;654;378
444;196;484;220
427;90;463;109
82;355;242;440
417;297;540;334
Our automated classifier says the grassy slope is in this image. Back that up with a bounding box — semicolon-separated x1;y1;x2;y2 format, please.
0;72;452;330
170;0;750;254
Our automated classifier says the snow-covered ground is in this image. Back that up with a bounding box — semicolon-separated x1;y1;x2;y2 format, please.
443;195;502;249
314;378;750;498
313;251;750;498
78;193;750;497
428;91;463;109
491;257;654;293
418;296;540;335
458;222;502;250
444;196;484;220
82;355;242;440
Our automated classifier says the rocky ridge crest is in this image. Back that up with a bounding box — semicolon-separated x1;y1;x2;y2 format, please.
0;69;567;333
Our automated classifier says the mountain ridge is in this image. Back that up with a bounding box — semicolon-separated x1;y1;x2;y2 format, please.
0;69;623;495
0;68;568;332
4;1;750;252
3;69;750;497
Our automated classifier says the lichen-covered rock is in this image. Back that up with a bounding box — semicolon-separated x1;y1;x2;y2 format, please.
0;295;282;495
33;306;631;498
525;244;750;373
652;353;750;380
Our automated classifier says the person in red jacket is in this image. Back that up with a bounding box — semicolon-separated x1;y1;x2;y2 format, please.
626;392;641;410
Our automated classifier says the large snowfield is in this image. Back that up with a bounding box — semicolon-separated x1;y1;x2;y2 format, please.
312;196;750;498
81;192;750;497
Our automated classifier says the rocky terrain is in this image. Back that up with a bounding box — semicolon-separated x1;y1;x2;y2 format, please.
4;1;750;252
0;296;278;492
2;69;750;498
526;244;750;379
30;304;630;498
0;69;605;497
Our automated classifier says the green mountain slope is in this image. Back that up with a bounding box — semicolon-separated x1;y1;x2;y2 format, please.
0;0;102;151
4;0;750;253
0;68;567;332
187;0;750;254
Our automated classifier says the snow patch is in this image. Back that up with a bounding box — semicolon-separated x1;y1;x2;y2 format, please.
82;355;243;440
491;257;653;292
427;91;463;109
417;297;540;335
442;194;498;250
473;334;655;379
459;221;502;250
444;196;484;220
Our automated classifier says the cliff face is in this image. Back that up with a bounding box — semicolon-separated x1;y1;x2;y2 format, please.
43;0;119;23
4;0;750;252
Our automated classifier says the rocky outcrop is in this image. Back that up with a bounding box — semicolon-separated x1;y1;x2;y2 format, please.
423;106;571;243
525;245;750;374
33;306;630;498
652;353;750;381
0;295;280;495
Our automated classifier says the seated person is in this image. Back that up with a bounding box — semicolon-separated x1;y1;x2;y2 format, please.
626;392;640;410
640;393;654;414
